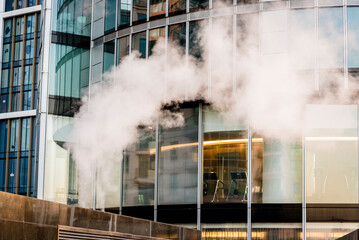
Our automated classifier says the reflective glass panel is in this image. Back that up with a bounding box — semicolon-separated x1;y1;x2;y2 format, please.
133;0;147;24
158;107;199;204
305;105;358;203
318;7;344;69
150;0;166;20
168;23;186;54
105;0;116;33
252;133;302;203
5;0;14;11
169;0;186;16
117;36;130;65
132;31;146;58
123;127;156;206
348;7;359;68
118;0;131;28
149;27;165;57
190;0;208;11
203;107;248;204
103;41;115;73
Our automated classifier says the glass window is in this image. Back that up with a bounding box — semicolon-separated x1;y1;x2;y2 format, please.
118;0;131;28
105;0;116;33
13;67;22;87
348;7;359;68
4;19;13;39
150;0;166;20
103;40;115;73
305;105;358;203
9;119;19;193
132;31;147;58
11;92;20;112
28;0;36;7
252;133;302;203
169;0;186;16
149;27;165;57
123;127;156;206
290;9;315;70
168;23;186;54
117;36;130;65
15;17;24;36
0;121;7;192
189;0;208;11
1;69;11;89
318;7;344;69
17;0;24;9
14;42;23;61
132;0;147;24
25;39;34;59
2;44;12;63
203;107;248;204
27;15;36;35
5;0;14;11
189;21;205;60
158;107;199;205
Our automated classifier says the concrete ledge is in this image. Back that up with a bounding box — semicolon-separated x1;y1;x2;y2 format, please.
0;192;201;240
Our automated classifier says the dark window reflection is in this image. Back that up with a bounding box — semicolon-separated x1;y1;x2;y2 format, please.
123;127;156;206
159;107;198;205
118;0;131;29
133;0;147;25
5;0;14;11
169;0;186;16
132;31;147;58
103;40;115;73
0;121;7;192
190;0;208;12
189;21;205;60
168;23;186;54
150;0;166;20
149;27;165;57
117;36;130;65
105;0;116;33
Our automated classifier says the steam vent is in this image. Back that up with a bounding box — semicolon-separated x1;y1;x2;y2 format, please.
2;0;359;239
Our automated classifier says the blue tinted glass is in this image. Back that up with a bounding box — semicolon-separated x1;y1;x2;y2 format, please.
8;158;17;193
5;0;14;11
103;41;115;73
105;0;116;33
348;7;359;68
318;7;344;68
118;0;131;28
19;157;28;195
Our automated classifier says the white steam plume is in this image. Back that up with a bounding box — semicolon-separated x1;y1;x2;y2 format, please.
69;10;357;208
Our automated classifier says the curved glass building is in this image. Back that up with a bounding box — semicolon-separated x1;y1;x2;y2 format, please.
2;0;359;239
76;0;359;239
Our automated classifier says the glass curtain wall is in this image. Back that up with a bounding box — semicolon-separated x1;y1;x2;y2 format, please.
123;127;156;207
44;0;91;206
0;12;39;197
132;31;147;58
117;36;130;65
133;0;147;24
118;0;131;29
5;0;41;11
158;107;199;205
203;107;248;204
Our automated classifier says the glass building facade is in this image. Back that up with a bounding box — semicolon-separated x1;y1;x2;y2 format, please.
0;0;41;197
2;0;359;239
85;1;359;239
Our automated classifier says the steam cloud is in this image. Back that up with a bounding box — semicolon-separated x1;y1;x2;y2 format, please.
69;10;357;208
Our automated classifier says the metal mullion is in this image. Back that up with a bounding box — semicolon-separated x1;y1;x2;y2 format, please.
30;13;39;110
154;117;160;221
247;124;252;240
232;14;236;95
15;118;23;194
20;15;28;112
4;119;11;192
314;4;319;90
302;132;307;240
8;17;16;114
14;0;18;10
344;5;348;89
26;117;33;196
196;103;203;230
25;0;29;8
